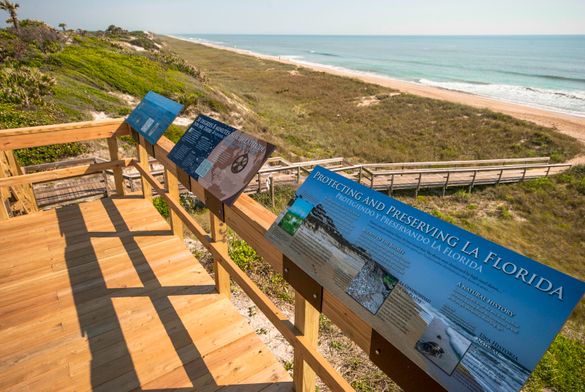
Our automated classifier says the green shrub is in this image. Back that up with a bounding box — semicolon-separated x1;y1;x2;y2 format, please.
0;66;56;107
14;143;87;165
523;177;553;192
229;238;262;271
152;51;205;81
431;209;456;224
152;197;169;218
0;102;55;129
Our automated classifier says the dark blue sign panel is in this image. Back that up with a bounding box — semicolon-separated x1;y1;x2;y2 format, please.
126;91;183;145
168;115;275;205
266;166;584;392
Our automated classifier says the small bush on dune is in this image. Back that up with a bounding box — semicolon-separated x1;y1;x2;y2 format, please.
0;66;55;107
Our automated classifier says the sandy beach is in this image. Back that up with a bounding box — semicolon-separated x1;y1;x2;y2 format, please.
169;36;585;148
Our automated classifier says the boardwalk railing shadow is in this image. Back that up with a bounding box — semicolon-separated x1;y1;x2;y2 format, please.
57;197;287;391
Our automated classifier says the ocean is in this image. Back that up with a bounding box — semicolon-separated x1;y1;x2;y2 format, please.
177;34;585;117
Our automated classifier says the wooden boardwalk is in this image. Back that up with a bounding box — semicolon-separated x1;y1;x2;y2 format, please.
249;157;571;195
0;197;291;391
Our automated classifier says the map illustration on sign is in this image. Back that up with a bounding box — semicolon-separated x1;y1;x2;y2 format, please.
266;166;584;392
168;115;275;205
126;91;183;145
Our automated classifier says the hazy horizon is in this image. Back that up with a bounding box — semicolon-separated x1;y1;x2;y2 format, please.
14;0;585;36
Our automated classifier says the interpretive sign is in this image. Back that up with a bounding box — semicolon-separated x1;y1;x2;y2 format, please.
168;115;275;205
266;166;585;392
126;91;183;145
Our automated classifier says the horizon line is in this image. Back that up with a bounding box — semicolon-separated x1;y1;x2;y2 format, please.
167;33;585;37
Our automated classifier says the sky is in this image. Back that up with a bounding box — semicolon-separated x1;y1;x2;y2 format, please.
12;0;585;35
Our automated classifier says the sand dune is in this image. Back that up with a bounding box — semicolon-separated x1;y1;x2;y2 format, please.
169;36;585;147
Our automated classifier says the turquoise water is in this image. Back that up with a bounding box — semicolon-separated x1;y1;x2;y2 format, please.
177;34;585;117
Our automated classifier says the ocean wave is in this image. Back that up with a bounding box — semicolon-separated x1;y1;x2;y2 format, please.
418;79;585;117
497;70;585;84
308;50;340;57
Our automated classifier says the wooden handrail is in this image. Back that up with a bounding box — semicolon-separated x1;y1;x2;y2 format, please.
132;160;354;391
0;119;488;390
149;134;445;391
0;118;130;150
369;163;571;177
0;159;131;187
360;156;550;169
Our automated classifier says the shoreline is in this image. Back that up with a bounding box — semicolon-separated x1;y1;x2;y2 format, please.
167;35;585;147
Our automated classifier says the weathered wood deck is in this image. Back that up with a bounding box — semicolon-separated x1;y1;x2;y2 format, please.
0;197;291;391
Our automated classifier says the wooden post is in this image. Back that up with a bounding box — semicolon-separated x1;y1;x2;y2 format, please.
293;291;319;392
415;173;422;197
107;136;125;196
270;175;275;209
210;213;230;297
165;168;183;238
296;166;301;184
257;172;262;192
138;135;152;201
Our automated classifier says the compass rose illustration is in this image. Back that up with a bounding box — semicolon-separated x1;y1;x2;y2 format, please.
231;153;249;173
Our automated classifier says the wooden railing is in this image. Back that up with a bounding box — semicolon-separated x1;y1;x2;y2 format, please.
0;119;451;391
247;155;568;197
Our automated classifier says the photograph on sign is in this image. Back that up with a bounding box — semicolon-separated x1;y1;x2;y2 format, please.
126;91;183;145
168;114;275;205
266;166;585;392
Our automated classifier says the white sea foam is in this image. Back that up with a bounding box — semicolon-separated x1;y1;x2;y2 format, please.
171;35;585;118
418;78;585;117
446;326;470;359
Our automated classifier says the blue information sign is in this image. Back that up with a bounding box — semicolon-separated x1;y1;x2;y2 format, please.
168;115;275;205
266;166;584;392
126;91;183;145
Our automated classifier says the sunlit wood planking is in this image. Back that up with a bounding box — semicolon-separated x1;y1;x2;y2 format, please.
0;197;291;391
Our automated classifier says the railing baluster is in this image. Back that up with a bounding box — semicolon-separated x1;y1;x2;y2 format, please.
165;168;183;238
0;155;10;220
469;170;477;193
210;213;230;297
0;197;8;220
138;135;152;200
496;168;504;186
443;172;450;197
294;292;320;392
107;136;125;196
415;172;422;197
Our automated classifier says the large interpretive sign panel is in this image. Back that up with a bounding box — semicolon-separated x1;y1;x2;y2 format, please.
266;166;585;392
168;115;275;205
126;91;183;145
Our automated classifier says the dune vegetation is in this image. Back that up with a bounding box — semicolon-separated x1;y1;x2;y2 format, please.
1;17;584;392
